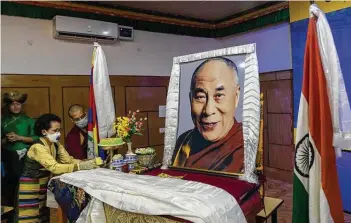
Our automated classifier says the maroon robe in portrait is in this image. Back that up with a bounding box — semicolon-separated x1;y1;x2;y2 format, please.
172;120;244;173
65;125;87;160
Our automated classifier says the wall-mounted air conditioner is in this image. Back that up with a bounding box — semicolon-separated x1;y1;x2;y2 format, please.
53;16;119;43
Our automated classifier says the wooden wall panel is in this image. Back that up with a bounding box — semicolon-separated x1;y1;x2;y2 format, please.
276;70;292;80
1;75;169;159
264;167;293;183
115;86;126;117
268;144;294;171
260;70;293;183
267;114;292;145
259;72;276;82
153;145;165;163
125;87;167;112
1;87;50;118
147;112;165;146
266;80;292;113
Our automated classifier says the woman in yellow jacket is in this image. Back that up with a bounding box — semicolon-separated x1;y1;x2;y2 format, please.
17;113;102;223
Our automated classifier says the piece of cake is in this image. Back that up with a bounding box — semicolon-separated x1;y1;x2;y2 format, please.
99;137;123;146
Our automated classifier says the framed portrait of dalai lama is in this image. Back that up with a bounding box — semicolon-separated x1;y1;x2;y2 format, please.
162;44;260;182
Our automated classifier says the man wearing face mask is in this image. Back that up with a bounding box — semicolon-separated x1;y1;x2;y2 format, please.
18;113;101;223
65;104;88;160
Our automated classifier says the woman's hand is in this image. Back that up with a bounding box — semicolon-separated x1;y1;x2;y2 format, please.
78;159;97;170
6;133;35;144
6;132;23;142
77;157;104;171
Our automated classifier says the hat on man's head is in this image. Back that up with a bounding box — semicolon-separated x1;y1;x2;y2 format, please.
3;91;28;104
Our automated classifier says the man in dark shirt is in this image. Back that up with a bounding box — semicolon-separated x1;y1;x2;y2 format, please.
65;104;88;160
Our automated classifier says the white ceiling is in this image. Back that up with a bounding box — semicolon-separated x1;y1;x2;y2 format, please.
99;1;271;21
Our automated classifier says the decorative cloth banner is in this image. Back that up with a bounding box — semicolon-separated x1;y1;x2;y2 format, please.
292;4;351;223
309;4;351;153
87;42;116;159
50;168;247;223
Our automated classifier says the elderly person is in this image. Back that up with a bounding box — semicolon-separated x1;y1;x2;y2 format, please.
17;113;101;223
1;91;38;212
172;57;244;173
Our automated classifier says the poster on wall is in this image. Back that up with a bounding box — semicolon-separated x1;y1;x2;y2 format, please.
164;44;261;179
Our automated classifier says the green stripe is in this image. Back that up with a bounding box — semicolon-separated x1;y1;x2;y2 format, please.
1;1;289;38
292;173;309;223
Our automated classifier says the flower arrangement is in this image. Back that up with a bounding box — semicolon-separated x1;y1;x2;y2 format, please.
113;110;147;143
135;147;155;155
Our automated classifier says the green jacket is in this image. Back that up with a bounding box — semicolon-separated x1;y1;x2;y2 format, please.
1;113;39;151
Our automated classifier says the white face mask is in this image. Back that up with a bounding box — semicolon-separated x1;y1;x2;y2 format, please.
45;132;61;143
75;116;88;129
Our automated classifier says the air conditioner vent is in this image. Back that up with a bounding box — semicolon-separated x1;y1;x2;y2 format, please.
55;31;117;41
53;16;121;44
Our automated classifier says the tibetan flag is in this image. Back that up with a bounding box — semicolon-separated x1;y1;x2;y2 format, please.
87;42;116;159
87;46;100;159
293;4;351;223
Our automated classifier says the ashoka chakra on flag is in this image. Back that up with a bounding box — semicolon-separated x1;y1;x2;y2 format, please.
294;134;314;178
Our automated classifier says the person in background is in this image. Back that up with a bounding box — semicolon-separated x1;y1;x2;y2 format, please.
1;91;39;210
65;104;88;160
1;91;38;158
17;113;101;223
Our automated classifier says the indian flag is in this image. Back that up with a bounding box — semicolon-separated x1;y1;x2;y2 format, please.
292;4;351;223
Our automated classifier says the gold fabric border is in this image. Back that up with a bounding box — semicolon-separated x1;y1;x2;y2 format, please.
103;203;182;223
